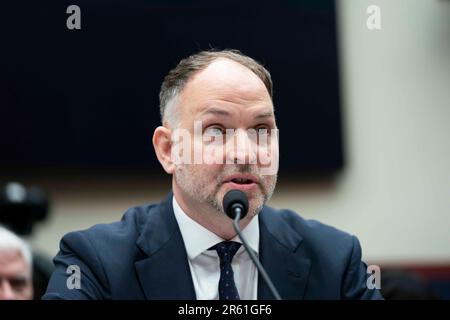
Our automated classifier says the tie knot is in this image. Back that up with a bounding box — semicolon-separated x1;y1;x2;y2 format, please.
211;241;241;263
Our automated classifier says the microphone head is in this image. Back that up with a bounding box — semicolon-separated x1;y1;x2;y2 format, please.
223;190;249;220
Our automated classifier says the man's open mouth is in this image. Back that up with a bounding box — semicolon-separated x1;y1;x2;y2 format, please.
230;178;254;184
224;174;258;186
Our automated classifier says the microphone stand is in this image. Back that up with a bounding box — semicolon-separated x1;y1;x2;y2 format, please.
232;207;282;300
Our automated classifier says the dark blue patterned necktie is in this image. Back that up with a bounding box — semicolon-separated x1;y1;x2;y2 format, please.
211;241;242;300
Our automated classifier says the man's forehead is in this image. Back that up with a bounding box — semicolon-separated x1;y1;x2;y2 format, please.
0;250;29;275
182;59;270;100
193;58;265;84
0;249;22;262
0;250;26;266
175;58;273;125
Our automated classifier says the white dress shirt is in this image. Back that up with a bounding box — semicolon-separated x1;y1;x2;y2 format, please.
172;195;259;300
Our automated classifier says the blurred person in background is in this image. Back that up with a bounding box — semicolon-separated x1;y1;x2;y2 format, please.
0;225;33;300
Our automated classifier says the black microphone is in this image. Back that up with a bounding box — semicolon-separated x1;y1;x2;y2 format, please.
223;190;282;300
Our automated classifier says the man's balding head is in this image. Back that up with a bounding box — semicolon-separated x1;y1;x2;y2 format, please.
159;49;273;127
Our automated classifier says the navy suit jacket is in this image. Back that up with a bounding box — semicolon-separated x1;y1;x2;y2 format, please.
43;192;383;300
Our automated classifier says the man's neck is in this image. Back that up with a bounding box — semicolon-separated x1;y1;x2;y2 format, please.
172;183;252;240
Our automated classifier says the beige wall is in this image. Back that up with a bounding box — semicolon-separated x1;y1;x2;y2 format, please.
23;0;450;264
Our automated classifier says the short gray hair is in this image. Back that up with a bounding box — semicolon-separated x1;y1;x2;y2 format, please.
159;49;273;127
0;225;33;270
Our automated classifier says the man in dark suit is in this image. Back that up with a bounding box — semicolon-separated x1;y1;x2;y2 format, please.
43;50;383;300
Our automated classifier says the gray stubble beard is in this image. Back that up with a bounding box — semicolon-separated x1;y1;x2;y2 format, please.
174;164;277;218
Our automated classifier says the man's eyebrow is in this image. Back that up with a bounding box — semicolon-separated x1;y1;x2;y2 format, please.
200;107;232;117
255;110;274;119
10;275;29;281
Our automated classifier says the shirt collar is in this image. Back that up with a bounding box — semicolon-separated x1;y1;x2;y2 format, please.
172;194;260;260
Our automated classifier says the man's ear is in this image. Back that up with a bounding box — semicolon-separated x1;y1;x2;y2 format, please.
152;126;175;174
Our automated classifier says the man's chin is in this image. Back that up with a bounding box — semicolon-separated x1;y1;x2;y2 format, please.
217;183;265;215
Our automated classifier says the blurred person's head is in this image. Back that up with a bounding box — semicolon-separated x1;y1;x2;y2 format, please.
153;49;279;239
0;225;33;300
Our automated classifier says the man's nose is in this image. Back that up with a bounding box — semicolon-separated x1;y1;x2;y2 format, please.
225;129;257;164
0;279;17;300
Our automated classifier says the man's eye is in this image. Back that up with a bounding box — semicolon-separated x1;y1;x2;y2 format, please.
256;126;269;135
204;126;224;136
9;279;27;290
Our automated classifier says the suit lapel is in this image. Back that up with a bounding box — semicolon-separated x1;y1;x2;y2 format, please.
134;192;196;299
133;193;311;300
258;207;311;300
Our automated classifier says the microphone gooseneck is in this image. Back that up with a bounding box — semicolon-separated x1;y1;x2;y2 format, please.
222;189;282;300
